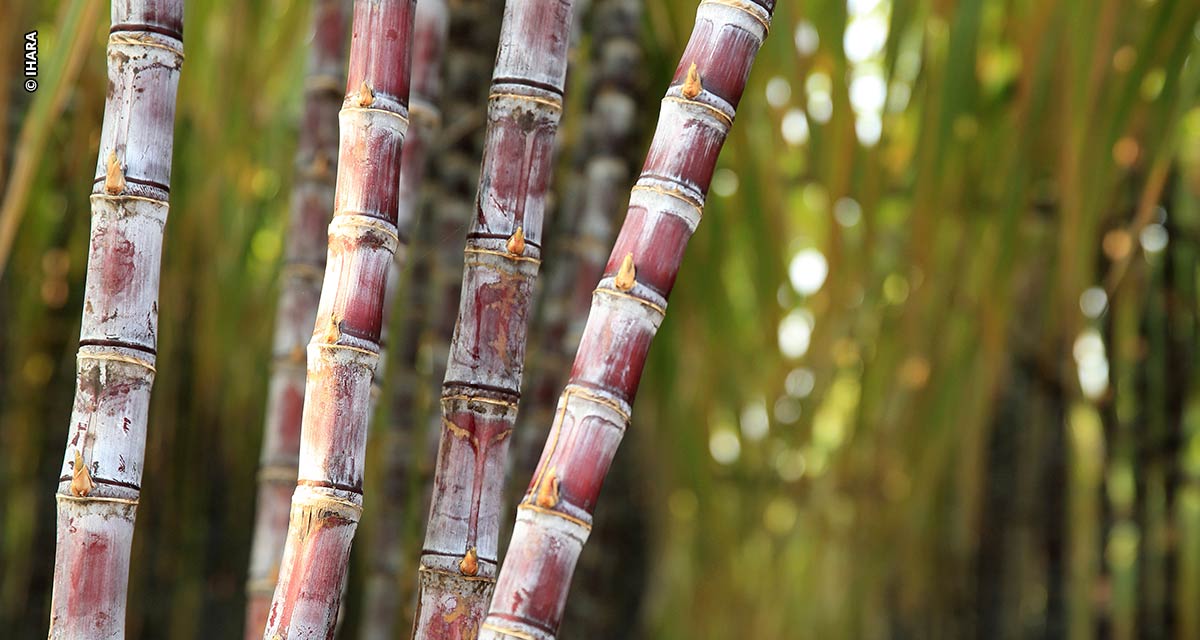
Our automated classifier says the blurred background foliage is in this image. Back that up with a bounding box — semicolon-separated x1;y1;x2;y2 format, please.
2;0;1200;638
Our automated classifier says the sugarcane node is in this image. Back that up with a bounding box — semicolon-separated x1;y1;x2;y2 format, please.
681;62;703;99
458;547;479;576
536;468;560;509
614;253;637;291
104;151;125;195
70;449;94;497
506;226;526;255
357;80;374;107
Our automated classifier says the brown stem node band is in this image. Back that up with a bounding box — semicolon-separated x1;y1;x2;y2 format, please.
70;450;94;497
488;92;563;111
463;247;542;265
663;96;734;127
698;0;772;34
614;253;636;291
630;183;705;220
55;494;139;507
681;62;702;99
104;151;125;195
77;351;158;373
517;503;592;532
459;547;479;576
481;622;537;640
507;226;526;255
108;32;186;59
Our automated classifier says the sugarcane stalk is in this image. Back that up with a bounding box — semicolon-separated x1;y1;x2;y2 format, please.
261;0;417;636
1066;401;1105;640
1107;273;1142;640
515;0;643;482
510;1;650;631
412;0;577;636
1175;183;1200;640
48;2;185;638
391;1;503;630
420;0;504;481
243;2;351;636
480;2;774;638
359;0;448;637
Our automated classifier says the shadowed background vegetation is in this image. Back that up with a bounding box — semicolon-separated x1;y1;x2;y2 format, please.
3;0;1200;638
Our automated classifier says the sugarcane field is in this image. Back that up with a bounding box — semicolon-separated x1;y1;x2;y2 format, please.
2;0;1200;638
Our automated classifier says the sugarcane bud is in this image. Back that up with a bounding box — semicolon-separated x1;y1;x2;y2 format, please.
321;312;342;344
104;151;125;195
357;81;374;107
309;152;330;179
289;345;305;365
458;547;479;576
535;468;560;508
682;62;703;99
71;449;94;497
506;226;526;255
614;253;636;291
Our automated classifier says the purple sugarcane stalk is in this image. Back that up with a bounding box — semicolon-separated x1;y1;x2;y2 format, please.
243;2;351;636
411;1;578;637
262;0;418;636
481;2;775;638
359;0;449;637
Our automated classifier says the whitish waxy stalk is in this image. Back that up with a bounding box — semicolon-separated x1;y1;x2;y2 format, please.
243;2;351;637
359;0;448;637
516;0;644;483
481;2;775;639
413;0;576;637
48;2;184;638
421;0;504;501
262;0;417;636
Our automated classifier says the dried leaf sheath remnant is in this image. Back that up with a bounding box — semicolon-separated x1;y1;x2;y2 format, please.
480;2;776;639
49;2;185;638
243;1;350;637
360;0;449;637
262;0;418;637
412;0;577;637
